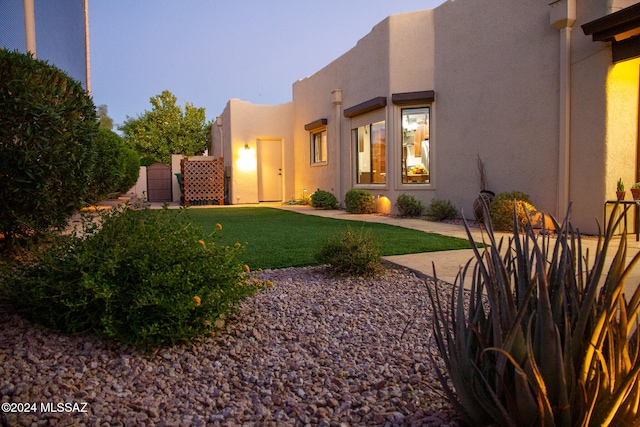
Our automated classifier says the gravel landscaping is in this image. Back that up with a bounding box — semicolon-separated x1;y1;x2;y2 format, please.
1;265;461;426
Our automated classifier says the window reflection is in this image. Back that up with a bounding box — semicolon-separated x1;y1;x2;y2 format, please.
401;107;429;184
354;120;386;184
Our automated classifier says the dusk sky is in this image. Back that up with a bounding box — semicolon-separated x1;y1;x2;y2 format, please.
89;0;448;129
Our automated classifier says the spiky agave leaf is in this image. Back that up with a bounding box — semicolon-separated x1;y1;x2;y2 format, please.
427;200;640;426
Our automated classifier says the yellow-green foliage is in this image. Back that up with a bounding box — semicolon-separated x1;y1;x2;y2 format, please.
316;227;382;277
489;191;536;231
0;204;268;350
345;189;375;214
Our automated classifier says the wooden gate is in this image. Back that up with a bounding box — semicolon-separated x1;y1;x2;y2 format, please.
146;163;172;202
180;157;224;205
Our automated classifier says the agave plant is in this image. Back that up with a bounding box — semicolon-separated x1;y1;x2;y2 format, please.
427;201;640;426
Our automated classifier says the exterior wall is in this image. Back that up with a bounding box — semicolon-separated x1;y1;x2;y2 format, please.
213;99;294;204
128;167;148;200
0;0;89;89
292;11;434;209
387;11;435;209
292;16;392;206
570;0;640;233
570;1;614;232
432;0;560;223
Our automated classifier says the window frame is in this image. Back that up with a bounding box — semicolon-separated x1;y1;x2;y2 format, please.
353;119;386;185
400;106;431;186
310;128;328;165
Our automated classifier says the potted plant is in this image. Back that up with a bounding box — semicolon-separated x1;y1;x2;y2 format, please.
616;178;626;200
631;182;640;200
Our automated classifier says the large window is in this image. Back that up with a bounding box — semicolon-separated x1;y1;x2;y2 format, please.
401;107;430;184
311;129;327;164
354;120;386;184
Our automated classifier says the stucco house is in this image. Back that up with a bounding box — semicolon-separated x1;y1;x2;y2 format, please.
212;0;640;234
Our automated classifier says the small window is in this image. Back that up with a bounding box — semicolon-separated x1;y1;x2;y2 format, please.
311;129;327;164
401;107;429;184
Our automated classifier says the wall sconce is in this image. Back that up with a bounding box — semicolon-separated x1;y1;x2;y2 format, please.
236;144;256;172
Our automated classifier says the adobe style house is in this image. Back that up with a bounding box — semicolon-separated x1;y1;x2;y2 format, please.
0;0;91;91
212;0;640;234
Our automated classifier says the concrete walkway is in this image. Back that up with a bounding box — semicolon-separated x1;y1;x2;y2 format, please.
107;196;640;298
268;204;640;299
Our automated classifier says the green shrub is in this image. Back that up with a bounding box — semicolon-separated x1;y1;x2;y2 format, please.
116;145;141;194
424;198;457;221
88;128;123;201
88;129;140;202
395;193;424;217
0;49;98;249
316;227;382;277
345;189;375;214
310;189;338;209
489;191;536;231
427;206;640;427
0;204;265;350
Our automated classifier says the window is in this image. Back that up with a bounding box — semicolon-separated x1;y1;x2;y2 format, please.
401;107;429;184
354;120;386;184
311;129;327;164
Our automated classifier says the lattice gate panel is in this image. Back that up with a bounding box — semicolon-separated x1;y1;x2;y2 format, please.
180;158;224;205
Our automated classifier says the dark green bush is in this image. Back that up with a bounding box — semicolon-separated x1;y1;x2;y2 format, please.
489;191;536;231
87;129;139;202
0;50;98;249
116;145;141;194
0;205;265;350
424;198;457;221
428;204;640;427
310;189;338;209
88;128;123;201
345;189;375;214
395;193;425;217
316;227;382;277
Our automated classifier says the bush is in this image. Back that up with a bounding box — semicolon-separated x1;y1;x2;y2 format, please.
395;193;424;217
427;206;640;427
316;227;382;277
424;198;457;221
0;205;266;350
345;189;375;214
489;191;536;231
88;129;140;202
0;50;98;249
310;189;338;209
116;145;141;194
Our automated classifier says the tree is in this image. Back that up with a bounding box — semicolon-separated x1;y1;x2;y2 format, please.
0;50;98;249
119;90;209;165
97;104;114;130
87;128;140;203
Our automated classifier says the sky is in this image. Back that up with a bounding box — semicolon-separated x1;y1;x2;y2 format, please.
89;0;448;129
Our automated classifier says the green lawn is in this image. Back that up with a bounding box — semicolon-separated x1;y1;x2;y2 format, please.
186;207;473;270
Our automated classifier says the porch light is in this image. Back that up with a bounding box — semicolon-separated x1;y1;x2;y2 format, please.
236;144;256;172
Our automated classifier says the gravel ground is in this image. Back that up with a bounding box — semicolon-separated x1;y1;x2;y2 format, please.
1;265;462;426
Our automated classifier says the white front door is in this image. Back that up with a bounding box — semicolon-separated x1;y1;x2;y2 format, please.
257;139;283;202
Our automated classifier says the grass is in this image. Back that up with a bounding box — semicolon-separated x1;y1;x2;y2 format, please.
186;207;474;270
